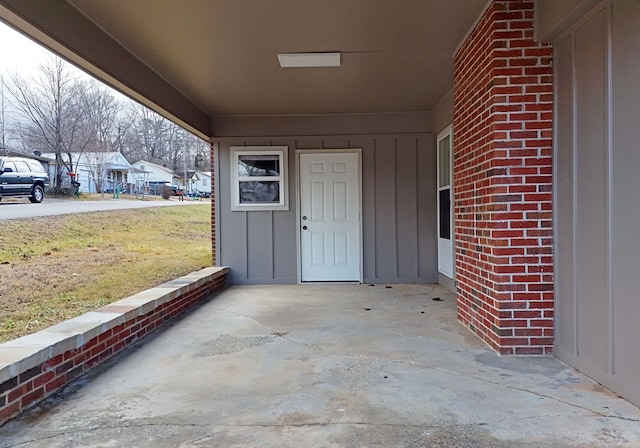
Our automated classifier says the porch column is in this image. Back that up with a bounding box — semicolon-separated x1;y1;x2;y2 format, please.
210;141;217;266
453;0;553;354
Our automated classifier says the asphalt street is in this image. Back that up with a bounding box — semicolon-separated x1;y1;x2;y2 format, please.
0;197;208;220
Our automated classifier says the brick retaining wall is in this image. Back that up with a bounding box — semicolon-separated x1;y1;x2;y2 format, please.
0;267;228;425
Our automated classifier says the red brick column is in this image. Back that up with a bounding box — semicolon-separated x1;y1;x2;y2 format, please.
453;0;553;355
210;141;217;265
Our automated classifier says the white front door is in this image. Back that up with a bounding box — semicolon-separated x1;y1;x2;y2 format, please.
299;152;361;282
437;127;454;279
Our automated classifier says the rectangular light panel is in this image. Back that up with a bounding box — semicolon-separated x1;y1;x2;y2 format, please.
277;52;341;68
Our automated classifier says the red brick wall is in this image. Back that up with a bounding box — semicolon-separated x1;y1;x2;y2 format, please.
0;272;227;426
453;0;554;355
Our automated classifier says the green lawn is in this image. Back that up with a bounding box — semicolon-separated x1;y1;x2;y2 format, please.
0;204;212;342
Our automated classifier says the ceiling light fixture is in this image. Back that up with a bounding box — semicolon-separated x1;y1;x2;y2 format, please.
277;52;341;68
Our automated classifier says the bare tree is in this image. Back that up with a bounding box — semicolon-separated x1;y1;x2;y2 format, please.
4;54;209;187
166;122;186;170
84;151;110;195
0;74;19;155
123;104;170;164
193;137;211;172
169;123;210;170
80;82;133;154
111;104;137;155
0;75;6;155
5;56;93;190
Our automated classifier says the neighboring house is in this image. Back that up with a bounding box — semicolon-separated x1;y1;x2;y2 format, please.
5;0;640;408
128;161;180;193
186;170;211;195
41;152;132;194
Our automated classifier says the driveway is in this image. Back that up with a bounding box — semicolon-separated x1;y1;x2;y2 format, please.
0;284;639;447
0;198;208;220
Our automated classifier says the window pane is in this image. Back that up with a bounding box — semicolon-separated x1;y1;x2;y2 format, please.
3;161;16;172
15;161;31;173
438;135;451;187
439;188;451;239
238;154;280;177
27;160;45;173
239;181;280;203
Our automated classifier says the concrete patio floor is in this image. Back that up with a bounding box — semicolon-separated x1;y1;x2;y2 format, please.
0;284;639;447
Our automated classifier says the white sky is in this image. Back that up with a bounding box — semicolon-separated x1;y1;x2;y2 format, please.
0;21;50;76
0;21;110;111
0;20;126;94
0;21;197;144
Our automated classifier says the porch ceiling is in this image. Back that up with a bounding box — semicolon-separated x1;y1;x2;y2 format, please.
0;0;487;139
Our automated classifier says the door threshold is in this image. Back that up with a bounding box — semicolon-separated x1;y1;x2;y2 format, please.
300;281;361;285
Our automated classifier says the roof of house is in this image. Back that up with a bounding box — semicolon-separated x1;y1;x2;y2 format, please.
132;161;178;176
186;169;211;179
2;150;54;163
41;152;132;170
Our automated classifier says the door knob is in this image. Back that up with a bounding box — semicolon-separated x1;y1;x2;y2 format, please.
302;216;307;220
302;225;308;230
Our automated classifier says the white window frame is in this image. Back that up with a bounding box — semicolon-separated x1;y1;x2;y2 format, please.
230;146;288;211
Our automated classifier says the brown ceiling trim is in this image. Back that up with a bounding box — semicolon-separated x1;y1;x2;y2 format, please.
210;113;433;139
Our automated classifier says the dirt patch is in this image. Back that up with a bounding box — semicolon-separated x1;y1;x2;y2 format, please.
195;335;276;357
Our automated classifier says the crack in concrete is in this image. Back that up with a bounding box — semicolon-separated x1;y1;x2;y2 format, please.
490;413;575;426
126;421;485;429
206;309;640;424
210;308;278;334
462;381;640;423
3;421;490;447
424;363;640;423
279;335;640;423
3;303;637;447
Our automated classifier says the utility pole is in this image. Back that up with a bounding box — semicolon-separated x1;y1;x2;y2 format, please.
0;75;6;156
183;145;188;195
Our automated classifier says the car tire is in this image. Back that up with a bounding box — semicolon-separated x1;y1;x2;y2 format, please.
29;185;44;203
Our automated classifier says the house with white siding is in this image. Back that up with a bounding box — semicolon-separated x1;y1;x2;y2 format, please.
41;152;132;194
128;160;181;194
186;170;211;196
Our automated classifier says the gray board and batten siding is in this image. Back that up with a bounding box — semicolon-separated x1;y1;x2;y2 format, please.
216;135;437;285
552;0;640;407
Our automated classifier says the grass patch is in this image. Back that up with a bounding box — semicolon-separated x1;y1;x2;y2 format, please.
76;193;167;201
0;204;212;342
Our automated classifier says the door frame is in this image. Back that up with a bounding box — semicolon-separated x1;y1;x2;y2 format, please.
437;125;455;280
295;149;363;284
